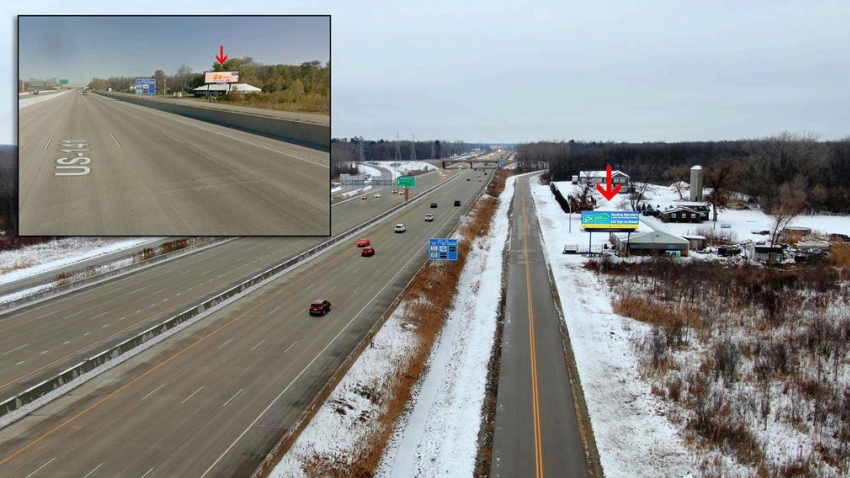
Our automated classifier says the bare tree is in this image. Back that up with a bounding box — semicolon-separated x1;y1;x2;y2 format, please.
704;158;745;223
664;164;691;200
767;182;807;264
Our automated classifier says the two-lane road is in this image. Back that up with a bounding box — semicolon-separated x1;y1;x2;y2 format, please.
18;90;329;235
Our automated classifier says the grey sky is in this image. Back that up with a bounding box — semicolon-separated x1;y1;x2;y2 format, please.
3;1;850;144
18;16;328;86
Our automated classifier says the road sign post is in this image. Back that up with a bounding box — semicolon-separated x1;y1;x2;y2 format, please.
429;238;459;261
397;176;415;202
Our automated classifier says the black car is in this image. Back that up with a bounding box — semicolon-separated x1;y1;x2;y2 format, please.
430;202;438;208
454;200;461;207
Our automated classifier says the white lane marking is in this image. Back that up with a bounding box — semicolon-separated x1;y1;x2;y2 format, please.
135;310;141;314
152;287;167;295
222;388;243;407
141;383;166;401
23;457;55;478
269;306;281;316
1;343;29;356
352;267;360;274
83;332;90;336
110;132;121;148
218;338;234;349
353;286;360;293
149;304;156;308
102;324;109;328
81;462;103;478
283;341;297;354
140;468;154;478
91;311;107;320
176;292;182;297
40;350;48;355
188;288;193;292
162;298;168;302
16;361;24;365
67;311;83;318
181;386;204;404
62;341;70;345
118;316;126;321
200;245;427;478
42;133;54;151
179;269;191;276
249;340;265;352
38;311;58;319
329;285;337;291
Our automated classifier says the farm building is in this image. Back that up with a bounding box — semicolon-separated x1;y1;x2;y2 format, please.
611;230;690;256
682;234;707;250
747;244;784;263
659;202;710;223
577;170;630;187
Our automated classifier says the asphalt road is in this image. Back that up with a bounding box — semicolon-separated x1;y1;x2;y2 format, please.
0;170;449;404
490;174;588;478
0;168;485;477
18;90;329;236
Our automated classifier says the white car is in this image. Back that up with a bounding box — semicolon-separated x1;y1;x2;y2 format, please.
374;193;382;198
424;214;434;222
394;224;406;233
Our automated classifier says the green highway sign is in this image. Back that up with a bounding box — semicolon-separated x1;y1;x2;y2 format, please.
58;79;69;85
396;176;416;188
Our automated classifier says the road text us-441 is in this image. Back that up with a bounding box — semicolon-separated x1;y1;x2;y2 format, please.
55;139;91;176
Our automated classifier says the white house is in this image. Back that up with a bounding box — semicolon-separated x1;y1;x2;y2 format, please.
578;170;630;186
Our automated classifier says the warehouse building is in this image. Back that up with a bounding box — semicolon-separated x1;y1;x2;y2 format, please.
611;230;690;256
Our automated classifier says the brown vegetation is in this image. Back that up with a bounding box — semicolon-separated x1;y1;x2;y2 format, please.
302;170;511;477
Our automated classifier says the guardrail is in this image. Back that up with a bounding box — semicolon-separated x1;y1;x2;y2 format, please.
0;172;464;420
0;238;230;315
93;91;329;151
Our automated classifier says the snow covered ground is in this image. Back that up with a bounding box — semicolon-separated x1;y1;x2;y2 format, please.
533;179;698;477
553;180;850;244
272;175;514;478
375;175;515;478
361;161;438;179
0;237;160;285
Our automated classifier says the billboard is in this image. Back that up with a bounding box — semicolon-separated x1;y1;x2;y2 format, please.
135;78;156;95
204;71;239;84
429;238;459;261
581;211;640;231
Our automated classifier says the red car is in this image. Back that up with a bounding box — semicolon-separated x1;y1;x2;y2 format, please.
356;238;371;247
309;299;332;316
361;247;375;257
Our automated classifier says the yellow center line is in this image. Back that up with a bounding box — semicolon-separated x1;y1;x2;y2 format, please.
522;183;544;478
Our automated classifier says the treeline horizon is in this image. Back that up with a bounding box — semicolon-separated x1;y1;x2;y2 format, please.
87;57;330;112
331;138;482;177
515;133;850;214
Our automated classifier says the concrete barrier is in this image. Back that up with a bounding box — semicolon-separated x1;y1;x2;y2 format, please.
0;173;463;419
93;91;329;151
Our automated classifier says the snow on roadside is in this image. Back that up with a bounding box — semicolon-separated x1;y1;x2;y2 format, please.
0;237;160;285
361;161;438;179
18;89;68;108
532;180;698;477
272;175;514;478
375;175;515;478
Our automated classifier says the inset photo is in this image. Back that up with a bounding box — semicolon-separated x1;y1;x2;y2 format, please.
18;15;330;236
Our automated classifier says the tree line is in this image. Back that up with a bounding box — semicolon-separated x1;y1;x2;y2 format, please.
88;58;329;112
516;133;850;214
331;138;475;177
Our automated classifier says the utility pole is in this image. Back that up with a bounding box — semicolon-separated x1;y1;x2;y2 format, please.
358;136;365;162
410;135;417;161
431;141;436;160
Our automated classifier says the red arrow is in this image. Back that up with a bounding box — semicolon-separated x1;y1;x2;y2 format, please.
596;164;622;200
215;45;228;65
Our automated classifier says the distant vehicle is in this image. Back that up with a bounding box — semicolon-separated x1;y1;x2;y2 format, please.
83;90;88;95
31;90;39;95
360;195;368;200
374;193;381;198
430;202;438;208
357;238;371;247
309;299;332;316
484;172;488;175
454;200;461;207
466;178;471;181
425;214;434;222
361;246;375;257
720;223;732;229
394;224;406;233
479;179;483;182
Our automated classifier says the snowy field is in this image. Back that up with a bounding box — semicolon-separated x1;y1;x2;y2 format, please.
553;180;850;244
361;161;438;179
376;175;514;478
273;175;514;478
533;179;698;477
0;237;160;285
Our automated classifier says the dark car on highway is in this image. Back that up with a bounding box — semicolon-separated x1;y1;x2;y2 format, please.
454;200;461;206
430;202;438;208
309;299;332;316
361;246;375;257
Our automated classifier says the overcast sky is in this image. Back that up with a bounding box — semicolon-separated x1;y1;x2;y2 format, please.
2;0;849;144
18;16;328;86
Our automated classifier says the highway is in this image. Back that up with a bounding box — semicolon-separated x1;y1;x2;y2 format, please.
0;168;486;477
18;91;329;236
490;174;588;477
0;170;445;405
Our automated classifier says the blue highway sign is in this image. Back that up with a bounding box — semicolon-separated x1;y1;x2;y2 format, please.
429;238;459;261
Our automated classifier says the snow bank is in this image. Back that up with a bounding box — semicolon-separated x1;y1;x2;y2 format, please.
0;237;160;285
363;161;438;179
376;176;515;478
532;180;698;477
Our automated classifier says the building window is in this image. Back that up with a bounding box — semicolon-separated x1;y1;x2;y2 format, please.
691;213;696;219
672;213;677;219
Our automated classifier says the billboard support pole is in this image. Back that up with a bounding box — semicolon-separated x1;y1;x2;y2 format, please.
588;231;592;255
626;231;631;258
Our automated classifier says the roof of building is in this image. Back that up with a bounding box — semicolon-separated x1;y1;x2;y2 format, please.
192;83;262;92
682;235;707;240
579;170;630;178
691;165;702;170
677;201;710;207
613;230;689;245
661;206;702;214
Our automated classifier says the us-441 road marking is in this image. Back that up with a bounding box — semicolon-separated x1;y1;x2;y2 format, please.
54;139;91;176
